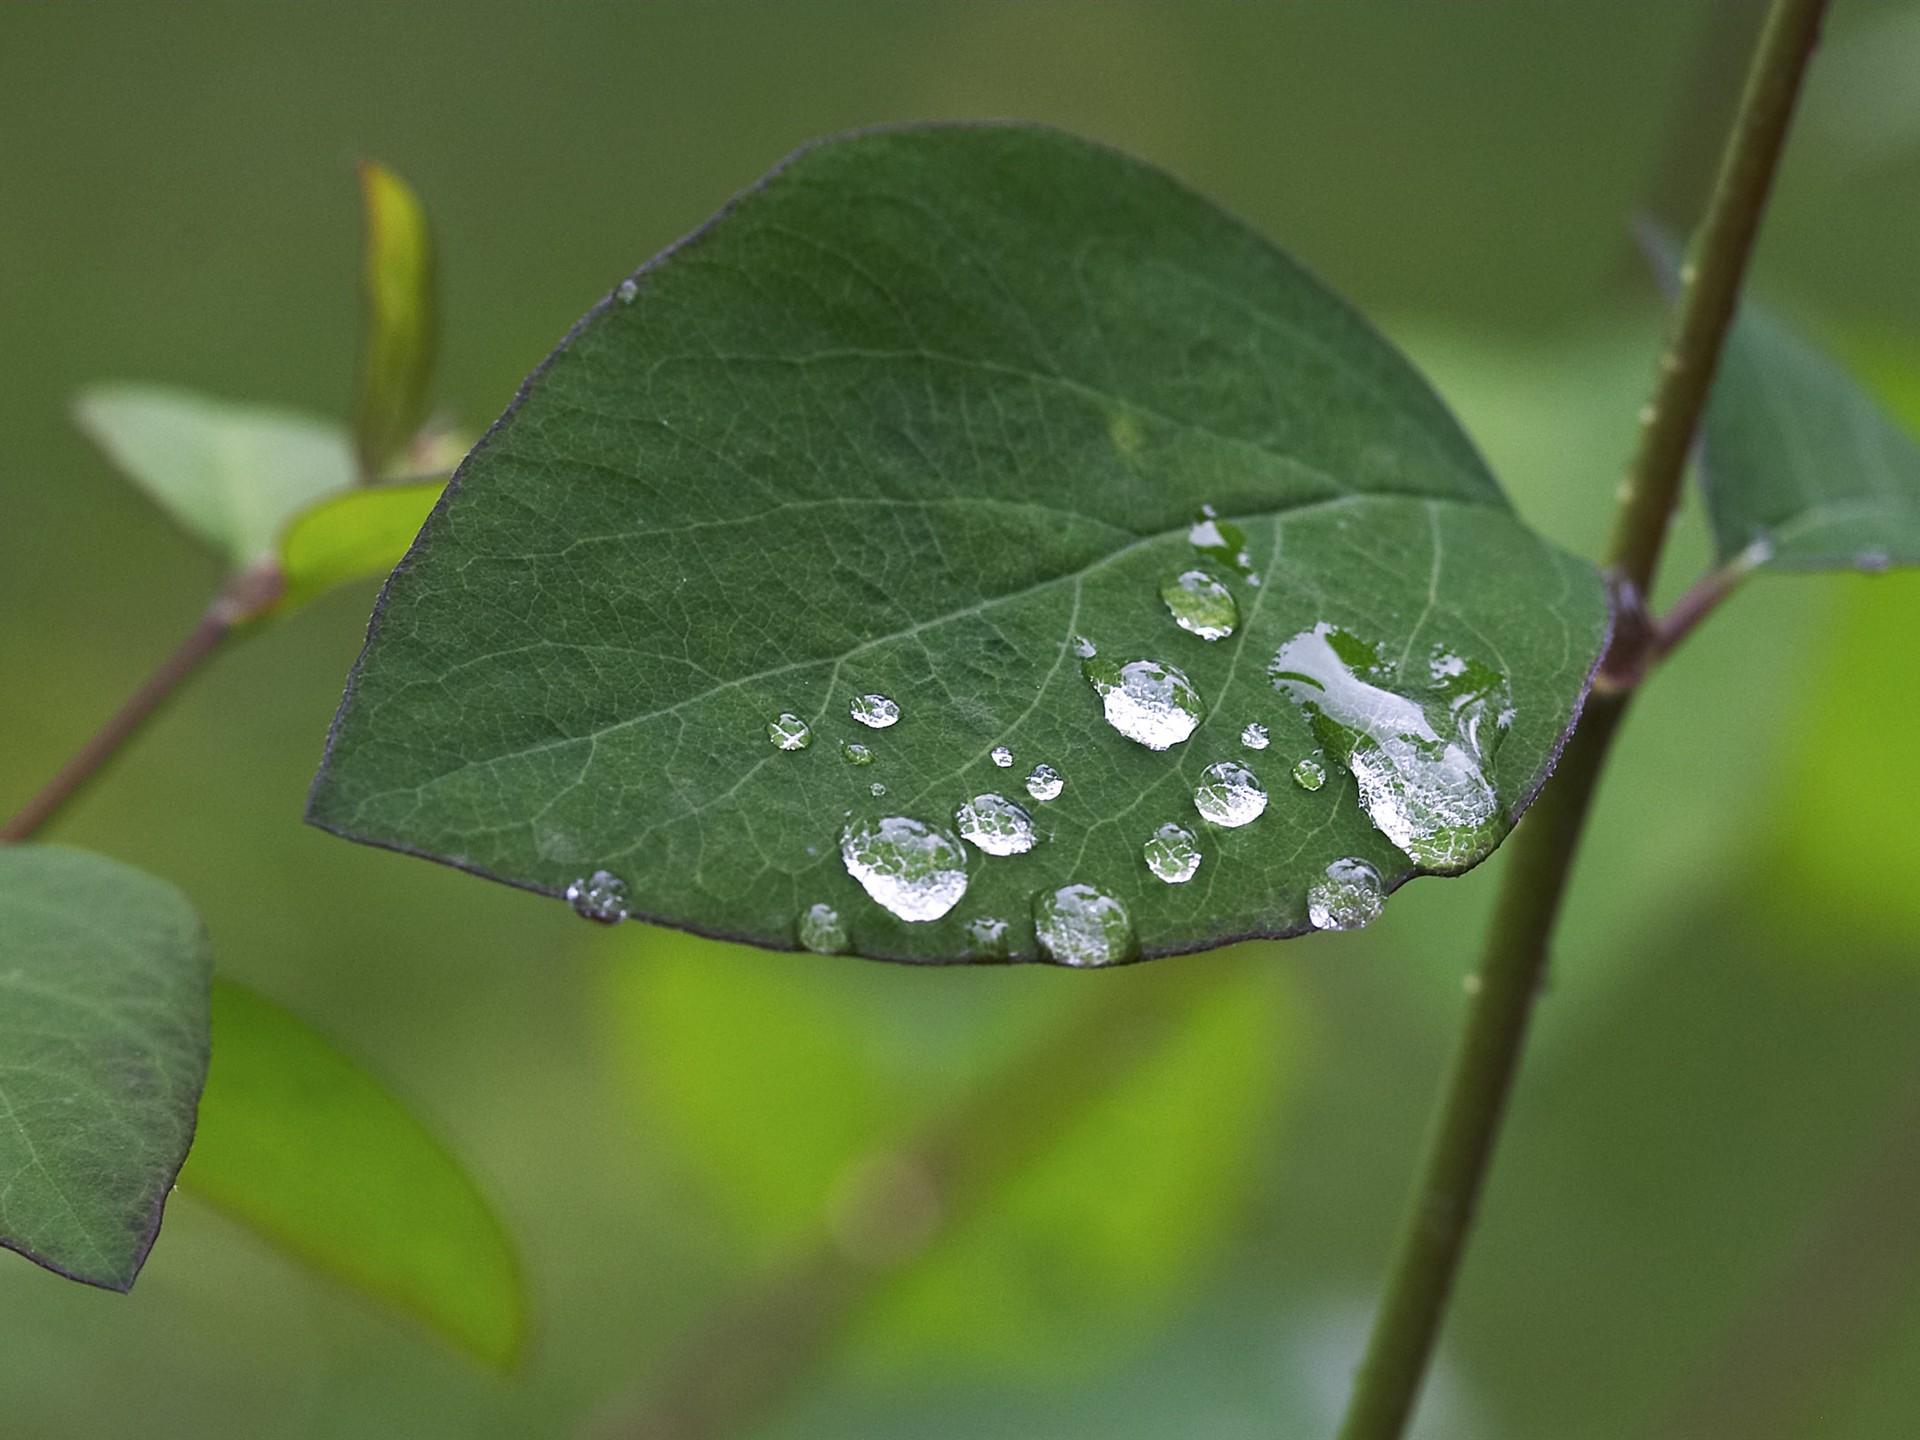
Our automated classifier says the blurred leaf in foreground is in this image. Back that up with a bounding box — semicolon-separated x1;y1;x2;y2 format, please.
354;160;438;478
74;385;355;568
277;480;444;613
180;980;524;1368
0;845;210;1291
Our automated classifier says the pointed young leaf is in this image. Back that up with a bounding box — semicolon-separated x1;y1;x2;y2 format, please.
1649;232;1920;571
179;981;524;1368
276;480;444;613
309;124;1608;964
75;386;355;567
355;160;438;478
0;845;211;1290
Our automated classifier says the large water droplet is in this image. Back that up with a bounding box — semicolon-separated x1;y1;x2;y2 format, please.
768;713;812;750
566;870;629;924
1307;857;1385;931
850;694;900;729
1025;764;1064;802
841;740;875;765
797;903;849;954
1143;823;1202;884
1292;755;1327;792
963;915;1012;960
1240;722;1270;750
1271;623;1511;869
1189;504;1256;581
840;816;969;922
1193;760;1268;828
1033;883;1137;967
1159;569;1238;641
990;745;1014;768
955;793;1038;857
1083;657;1203;750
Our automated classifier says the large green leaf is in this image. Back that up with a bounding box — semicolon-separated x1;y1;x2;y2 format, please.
309;124;1608;964
75;386;356;568
1649;236;1920;571
179;981;524;1368
0;845;210;1290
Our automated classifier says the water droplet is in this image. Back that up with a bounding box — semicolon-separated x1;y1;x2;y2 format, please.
1033;883;1137;967
615;278;639;304
1193;760;1268;828
797;903;849;954
1271;623;1510;869
1859;549;1892;574
1292;755;1327;792
990;745;1014;768
955;793;1038;857
1082;657;1203;750
1307;857;1385;931
1143;823;1202;884
1025;764;1064;802
869;781;887;797
839;815;969;922
1072;634;1098;659
1240;722;1270;751
1188;505;1256;581
963;915;1012;960
850;694;900;729
841;740;875;765
767;713;812;750
1159;569;1238;640
566;870;629;924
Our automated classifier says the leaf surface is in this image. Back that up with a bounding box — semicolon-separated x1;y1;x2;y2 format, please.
0;845;210;1290
75;386;355;567
179;981;524;1368
309;124;1608;963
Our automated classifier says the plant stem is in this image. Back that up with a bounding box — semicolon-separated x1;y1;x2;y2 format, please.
0;565;282;844
1334;3;1828;1438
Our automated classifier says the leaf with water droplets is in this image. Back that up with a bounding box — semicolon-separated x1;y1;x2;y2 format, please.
308;124;1607;962
0;845;210;1291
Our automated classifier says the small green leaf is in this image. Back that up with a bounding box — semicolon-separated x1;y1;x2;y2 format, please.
309;124;1607;962
276;480;444;612
74;386;356;568
1650;232;1920;571
179;981;524;1368
0;845;211;1291
355;160;438;478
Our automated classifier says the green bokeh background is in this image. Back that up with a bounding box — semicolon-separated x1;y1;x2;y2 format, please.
5;4;1920;1437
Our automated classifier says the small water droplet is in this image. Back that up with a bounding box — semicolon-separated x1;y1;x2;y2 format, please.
1082;657;1203;750
1272;623;1509;869
1143;823;1202;884
1292;755;1326;792
1188;505;1256;581
1025;764;1064;802
1033;883;1137;967
1193;760;1267;828
850;694;900;729
768;713;812;750
990;745;1014;768
1240;722;1270;751
1308;857;1385;931
1072;634;1098;659
839;815;969;922
869;781;887;797
955;793;1038;857
566;870;629;924
616;278;639;304
963;915;1012;960
1858;549;1892;574
841;740;875;765
1159;569;1238;640
797;903;849;954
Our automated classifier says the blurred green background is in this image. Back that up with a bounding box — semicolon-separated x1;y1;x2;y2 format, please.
5;3;1920;1437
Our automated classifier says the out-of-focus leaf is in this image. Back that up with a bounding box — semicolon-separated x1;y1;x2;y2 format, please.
1646;233;1920;571
276;480;444;612
74;386;355;568
309;124;1607;962
355;160;438;478
179;981;524;1369
608;927;1293;1373
0;845;210;1290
